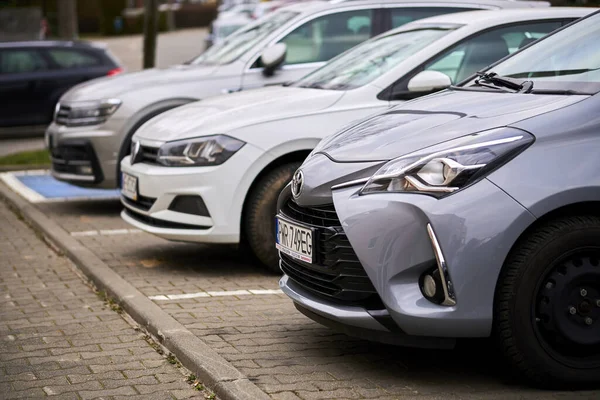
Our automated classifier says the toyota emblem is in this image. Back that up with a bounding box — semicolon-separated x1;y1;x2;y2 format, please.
291;169;304;199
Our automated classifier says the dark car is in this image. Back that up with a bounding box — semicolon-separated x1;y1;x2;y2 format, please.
0;41;123;137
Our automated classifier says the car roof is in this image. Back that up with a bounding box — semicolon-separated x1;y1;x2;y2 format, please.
400;6;594;27
284;0;550;14
0;40;107;51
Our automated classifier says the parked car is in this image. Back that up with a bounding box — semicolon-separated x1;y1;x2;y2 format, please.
206;1;260;49
205;14;252;49
46;0;549;189
207;1;337;49
118;7;583;271
0;41;122;138
277;10;600;388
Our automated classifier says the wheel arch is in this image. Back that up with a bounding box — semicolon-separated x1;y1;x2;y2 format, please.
495;200;600;300
239;149;312;244
115;97;197;184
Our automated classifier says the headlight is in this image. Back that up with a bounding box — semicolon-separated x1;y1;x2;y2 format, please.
360;127;534;198
60;99;121;127
157;135;245;167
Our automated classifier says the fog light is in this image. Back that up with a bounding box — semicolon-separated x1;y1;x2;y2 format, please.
168;195;210;217
423;275;437;298
77;165;93;175
420;268;446;305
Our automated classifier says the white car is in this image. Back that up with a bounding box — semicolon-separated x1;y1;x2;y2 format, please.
120;8;591;271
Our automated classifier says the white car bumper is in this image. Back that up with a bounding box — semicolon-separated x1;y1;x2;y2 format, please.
119;143;264;244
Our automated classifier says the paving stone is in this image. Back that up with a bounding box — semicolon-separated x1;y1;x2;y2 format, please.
0;202;205;400
15;188;600;400
78;385;138;399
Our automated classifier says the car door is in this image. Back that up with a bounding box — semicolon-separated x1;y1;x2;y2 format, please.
241;8;379;90
379;19;569;101
0;47;50;128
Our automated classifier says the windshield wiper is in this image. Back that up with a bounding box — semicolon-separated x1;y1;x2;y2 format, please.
530;89;590;95
301;83;327;90
475;72;533;93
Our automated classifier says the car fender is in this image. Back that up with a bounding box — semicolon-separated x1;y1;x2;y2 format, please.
227;139;319;232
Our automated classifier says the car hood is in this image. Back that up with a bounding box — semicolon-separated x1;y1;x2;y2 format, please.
133;86;344;142
317;89;586;162
60;64;218;102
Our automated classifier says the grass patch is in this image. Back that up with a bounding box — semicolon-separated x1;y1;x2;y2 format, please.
0;149;50;166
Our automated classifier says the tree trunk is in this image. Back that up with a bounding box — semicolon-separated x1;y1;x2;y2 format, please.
57;0;78;40
143;0;159;69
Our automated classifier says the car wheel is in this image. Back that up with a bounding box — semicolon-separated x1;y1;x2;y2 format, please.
244;162;300;273
494;215;600;388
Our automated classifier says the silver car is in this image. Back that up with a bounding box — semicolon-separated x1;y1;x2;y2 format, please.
45;0;548;189
277;11;600;388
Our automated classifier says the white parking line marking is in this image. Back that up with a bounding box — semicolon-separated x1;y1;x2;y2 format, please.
71;229;142;237
149;289;284;301
248;289;283;294
71;231;99;237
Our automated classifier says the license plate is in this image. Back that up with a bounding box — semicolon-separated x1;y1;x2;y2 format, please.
121;172;138;201
275;217;314;263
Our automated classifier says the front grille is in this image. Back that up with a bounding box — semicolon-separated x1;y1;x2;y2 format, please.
121;194;156;212
54;104;71;126
279;199;383;309
139;145;160;165
124;208;209;230
51;143;101;181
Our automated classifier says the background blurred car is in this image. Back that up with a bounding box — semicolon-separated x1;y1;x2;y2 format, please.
0;40;122;138
118;7;586;271
46;0;548;190
205;11;254;49
206;1;314;50
278;10;600;388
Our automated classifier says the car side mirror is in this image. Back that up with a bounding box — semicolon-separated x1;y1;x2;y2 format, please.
260;43;287;77
407;70;452;93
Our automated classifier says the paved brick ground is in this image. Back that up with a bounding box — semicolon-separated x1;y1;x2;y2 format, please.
28;198;600;400
0;201;205;399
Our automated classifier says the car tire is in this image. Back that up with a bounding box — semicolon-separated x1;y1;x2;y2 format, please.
244;162;301;273
494;215;600;388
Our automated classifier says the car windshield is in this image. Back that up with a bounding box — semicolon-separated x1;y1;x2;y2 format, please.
216;24;246;38
292;25;456;91
464;13;600;94
191;10;298;65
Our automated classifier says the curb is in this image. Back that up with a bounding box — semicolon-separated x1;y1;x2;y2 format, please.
0;182;270;400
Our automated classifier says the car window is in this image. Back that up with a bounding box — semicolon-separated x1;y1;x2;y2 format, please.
278;10;373;65
293;26;456;90
192;10;299;65
0;49;48;74
425;21;563;83
47;49;101;69
390;7;478;29
474;14;600;90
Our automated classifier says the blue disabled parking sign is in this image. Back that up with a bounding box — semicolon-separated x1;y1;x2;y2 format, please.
0;170;119;203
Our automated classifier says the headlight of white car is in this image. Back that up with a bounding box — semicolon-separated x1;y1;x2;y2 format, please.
156;135;245;167
360;127;534;198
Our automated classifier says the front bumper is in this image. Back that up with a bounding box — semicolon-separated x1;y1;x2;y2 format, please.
279;178;536;341
119;142;263;244
46;120;125;188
